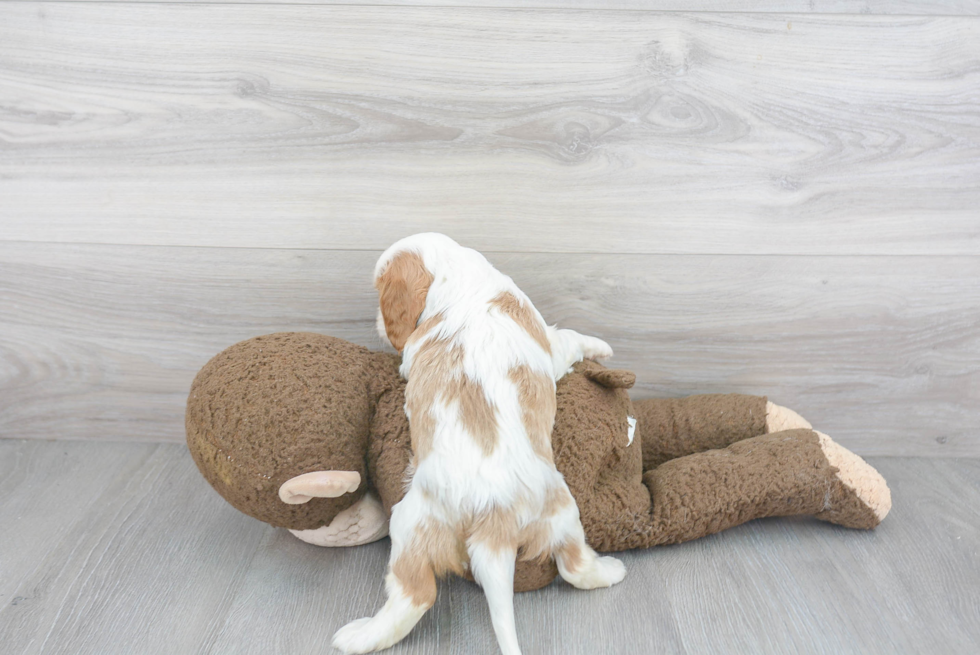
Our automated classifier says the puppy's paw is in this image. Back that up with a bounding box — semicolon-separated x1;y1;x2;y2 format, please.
581;336;613;361
590;555;627;587
564;555;626;590
332;617;380;654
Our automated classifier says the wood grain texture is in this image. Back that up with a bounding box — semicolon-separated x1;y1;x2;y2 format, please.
1;242;976;456
1;4;978;255
1;441;978;654
16;0;980;14
0;440;142;606
0;441;273;655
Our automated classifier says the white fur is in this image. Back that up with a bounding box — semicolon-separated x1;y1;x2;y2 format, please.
334;234;624;655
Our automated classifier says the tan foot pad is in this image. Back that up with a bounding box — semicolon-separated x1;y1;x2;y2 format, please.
288;491;389;547
766;401;813;433
815;431;892;529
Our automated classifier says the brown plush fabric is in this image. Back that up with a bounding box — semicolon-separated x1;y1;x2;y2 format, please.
633;394;769;470
551;360;649;553
641;429;852;546
581;366;636;391
187;333;377;529
186;333;887;593
513;559;560;592
364;352;413;517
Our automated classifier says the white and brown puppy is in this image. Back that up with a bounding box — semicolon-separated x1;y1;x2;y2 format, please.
332;233;626;655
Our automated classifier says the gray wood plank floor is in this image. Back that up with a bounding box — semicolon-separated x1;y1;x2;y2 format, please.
0;439;977;655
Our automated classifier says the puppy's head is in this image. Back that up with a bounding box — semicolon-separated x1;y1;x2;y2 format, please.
374;249;434;353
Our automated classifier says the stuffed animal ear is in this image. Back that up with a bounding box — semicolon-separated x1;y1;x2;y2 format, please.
279;471;362;504
374;251;434;352
583;366;636;390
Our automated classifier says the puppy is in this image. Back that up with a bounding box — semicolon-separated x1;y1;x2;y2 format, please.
333;233;626;655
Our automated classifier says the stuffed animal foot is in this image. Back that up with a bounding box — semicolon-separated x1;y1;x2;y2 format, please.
766;401;812;433
814;431;892;529
288;491;389;547
760;402;890;529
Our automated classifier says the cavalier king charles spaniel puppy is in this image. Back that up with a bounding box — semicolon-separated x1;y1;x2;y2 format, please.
332;233;626;655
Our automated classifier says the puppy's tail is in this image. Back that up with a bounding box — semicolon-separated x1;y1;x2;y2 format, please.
468;540;523;655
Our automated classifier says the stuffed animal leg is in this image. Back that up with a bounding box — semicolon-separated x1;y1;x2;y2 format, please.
632;394;810;470
629;394;890;540
639;428;891;546
557;365;891;554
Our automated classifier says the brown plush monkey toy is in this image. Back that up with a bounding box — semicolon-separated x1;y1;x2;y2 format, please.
186;332;891;592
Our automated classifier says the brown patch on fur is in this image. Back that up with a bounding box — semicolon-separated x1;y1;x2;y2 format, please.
409;403;437;461
515;488;572;563
391;549;438;608
543;486;572;517
509;365;557;463
490;292;551;354
419;519;469;578
557;539;584;574
517;521;553;564
376;251;434;352
469;508;518;554
405;337;460;460
393;517;474;607
411;336;465;377
409;312;445;346
455;376;498;456
406;337;498;457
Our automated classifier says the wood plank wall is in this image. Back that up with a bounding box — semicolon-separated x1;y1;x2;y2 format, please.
1;2;978;456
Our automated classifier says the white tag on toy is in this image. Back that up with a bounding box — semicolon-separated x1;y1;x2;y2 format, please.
626;416;636;446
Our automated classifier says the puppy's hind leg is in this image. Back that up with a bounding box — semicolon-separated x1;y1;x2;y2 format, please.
333;493;436;654
468;540;523;655
549;490;626;590
546;326;613;377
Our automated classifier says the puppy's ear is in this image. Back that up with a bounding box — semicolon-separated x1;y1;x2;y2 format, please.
375;251;434;352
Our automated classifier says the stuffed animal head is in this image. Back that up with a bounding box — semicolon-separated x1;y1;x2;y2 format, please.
185;333;400;530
